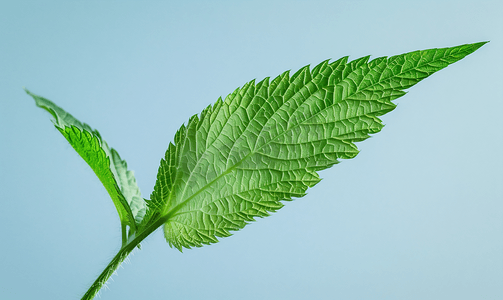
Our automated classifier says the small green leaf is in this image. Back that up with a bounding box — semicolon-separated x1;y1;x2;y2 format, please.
148;42;486;251
26;90;146;230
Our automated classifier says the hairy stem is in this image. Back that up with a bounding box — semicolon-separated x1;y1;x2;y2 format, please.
81;217;167;300
80;245;133;300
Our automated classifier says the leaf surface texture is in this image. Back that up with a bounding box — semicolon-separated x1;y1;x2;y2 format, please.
27;91;146;228
148;42;486;251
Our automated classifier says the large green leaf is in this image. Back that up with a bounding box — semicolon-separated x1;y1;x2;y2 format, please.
146;42;486;251
27;91;146;229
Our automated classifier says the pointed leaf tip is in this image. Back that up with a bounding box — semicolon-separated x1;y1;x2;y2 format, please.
27;91;147;231
149;43;484;250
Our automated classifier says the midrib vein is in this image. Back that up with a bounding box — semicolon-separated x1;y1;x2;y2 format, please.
164;50;457;219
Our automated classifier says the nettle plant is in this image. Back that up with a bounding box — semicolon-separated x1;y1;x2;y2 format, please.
27;42;485;299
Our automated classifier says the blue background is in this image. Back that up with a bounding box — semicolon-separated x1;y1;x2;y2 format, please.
1;1;502;299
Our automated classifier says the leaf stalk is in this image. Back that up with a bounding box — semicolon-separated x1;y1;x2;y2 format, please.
81;216;167;300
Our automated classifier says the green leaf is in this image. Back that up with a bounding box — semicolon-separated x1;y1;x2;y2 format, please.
147;42;486;251
26;90;146;229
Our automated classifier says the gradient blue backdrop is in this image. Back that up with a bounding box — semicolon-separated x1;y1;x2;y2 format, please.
1;1;502;299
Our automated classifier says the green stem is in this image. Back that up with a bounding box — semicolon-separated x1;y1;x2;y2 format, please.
121;223;127;247
81;216;167;300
